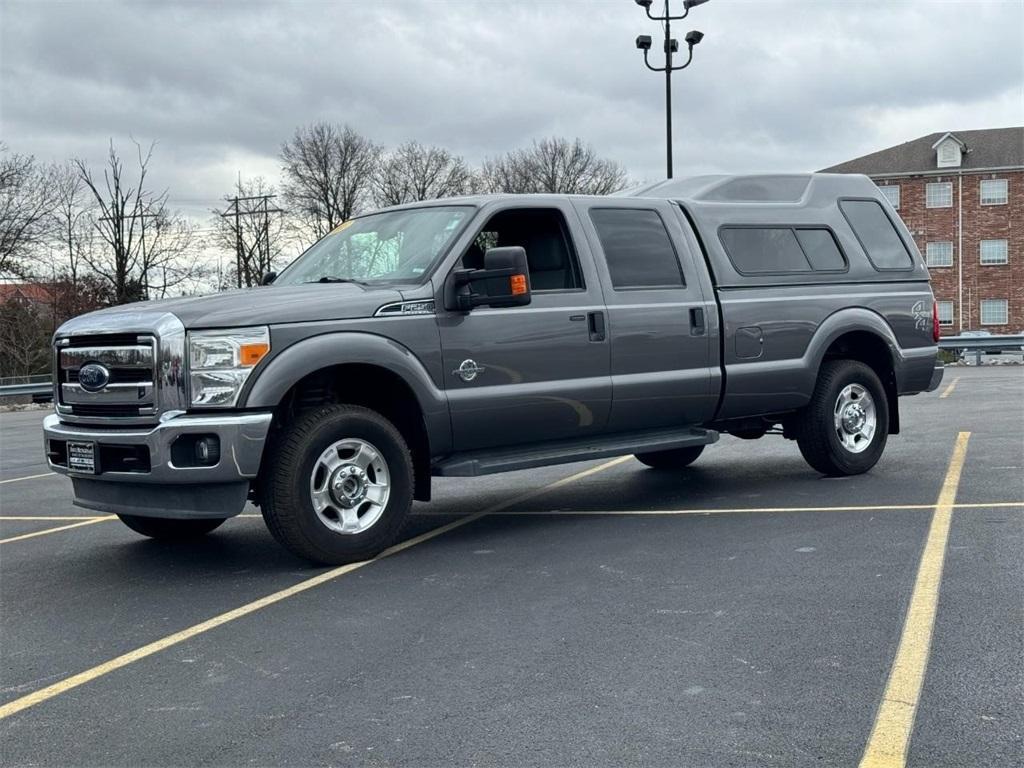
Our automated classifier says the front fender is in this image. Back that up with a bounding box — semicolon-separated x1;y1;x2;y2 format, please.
241;331;452;455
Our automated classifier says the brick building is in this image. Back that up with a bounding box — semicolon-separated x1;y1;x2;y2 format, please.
821;126;1023;335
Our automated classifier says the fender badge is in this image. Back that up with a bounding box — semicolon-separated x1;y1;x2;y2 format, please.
454;359;486;382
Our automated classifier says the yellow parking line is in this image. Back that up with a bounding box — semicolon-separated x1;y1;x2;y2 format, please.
939;377;960;399
0;517;115;545
0;472;56;485
416;501;1022;517
859;431;971;768
0;456;627;720
0;516;109;522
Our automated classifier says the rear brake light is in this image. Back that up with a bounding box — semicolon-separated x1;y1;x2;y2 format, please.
932;301;940;343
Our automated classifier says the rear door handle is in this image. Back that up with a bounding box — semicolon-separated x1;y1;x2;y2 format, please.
689;307;706;336
588;311;606;342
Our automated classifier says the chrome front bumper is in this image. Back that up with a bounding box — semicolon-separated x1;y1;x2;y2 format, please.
42;411;273;519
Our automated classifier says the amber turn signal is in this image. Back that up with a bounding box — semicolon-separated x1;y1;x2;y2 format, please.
510;274;527;296
239;342;270;366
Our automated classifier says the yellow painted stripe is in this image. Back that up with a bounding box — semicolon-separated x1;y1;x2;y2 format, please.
0;516;114;544
939;377;960;399
417;501;1022;517
0;516;109;522
859;431;971;768
0;457;625;720
0;472;56;485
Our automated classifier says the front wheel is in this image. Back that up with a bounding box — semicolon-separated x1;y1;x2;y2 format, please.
261;404;414;565
118;515;226;540
795;359;889;476
635;445;705;470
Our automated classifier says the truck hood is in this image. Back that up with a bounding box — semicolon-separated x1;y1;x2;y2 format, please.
59;283;406;332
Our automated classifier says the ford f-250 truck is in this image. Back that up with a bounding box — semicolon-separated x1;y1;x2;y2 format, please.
44;173;944;564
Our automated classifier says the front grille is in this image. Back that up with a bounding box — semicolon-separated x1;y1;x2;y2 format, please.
67;367;151;384
56;334;158;422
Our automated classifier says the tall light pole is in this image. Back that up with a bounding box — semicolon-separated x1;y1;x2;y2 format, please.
634;0;708;179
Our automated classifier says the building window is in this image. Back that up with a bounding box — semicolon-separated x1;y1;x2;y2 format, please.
936;301;954;326
980;179;1008;205
936;140;962;168
980;239;1008;265
980;299;1009;326
926;182;953;208
878;185;900;209
926;241;954;267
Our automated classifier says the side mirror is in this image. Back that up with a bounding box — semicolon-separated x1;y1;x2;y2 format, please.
260;271;277;286
448;246;531;312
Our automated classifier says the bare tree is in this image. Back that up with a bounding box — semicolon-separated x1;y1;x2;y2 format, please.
481;137;628;195
48;161;94;286
74;140;200;304
372;141;476;207
0;144;57;279
0;293;53;377
280;123;380;245
211;176;288;288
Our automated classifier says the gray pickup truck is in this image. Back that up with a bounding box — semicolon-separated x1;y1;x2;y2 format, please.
44;173;943;564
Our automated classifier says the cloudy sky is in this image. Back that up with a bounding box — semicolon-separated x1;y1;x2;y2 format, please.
2;0;1022;221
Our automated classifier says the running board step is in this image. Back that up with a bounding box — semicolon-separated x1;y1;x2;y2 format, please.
432;427;718;477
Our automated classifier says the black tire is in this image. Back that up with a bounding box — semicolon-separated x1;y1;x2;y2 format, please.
118;515;226;540
635;444;705;470
261;404;414;565
795;359;889;476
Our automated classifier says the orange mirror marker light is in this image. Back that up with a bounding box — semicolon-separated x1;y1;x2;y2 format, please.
510;274;528;296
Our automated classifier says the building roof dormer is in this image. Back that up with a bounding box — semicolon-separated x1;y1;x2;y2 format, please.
931;132;967;168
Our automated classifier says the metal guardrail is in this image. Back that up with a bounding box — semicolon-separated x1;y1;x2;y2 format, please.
938;334;1024;365
0;376;53;400
937;334;1024;351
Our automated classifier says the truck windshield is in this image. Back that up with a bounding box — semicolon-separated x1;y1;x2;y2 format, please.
274;206;474;286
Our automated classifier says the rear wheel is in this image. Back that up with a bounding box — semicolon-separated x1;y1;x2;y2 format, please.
635;445;705;470
261;404;414;565
117;515;226;540
796;359;889;476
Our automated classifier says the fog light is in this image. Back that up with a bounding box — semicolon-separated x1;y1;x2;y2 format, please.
195;436;220;466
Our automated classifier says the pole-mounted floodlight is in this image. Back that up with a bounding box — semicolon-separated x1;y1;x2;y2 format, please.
632;0;710;179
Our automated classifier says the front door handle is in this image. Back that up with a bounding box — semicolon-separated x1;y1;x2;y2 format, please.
588;311;606;342
689;307;706;336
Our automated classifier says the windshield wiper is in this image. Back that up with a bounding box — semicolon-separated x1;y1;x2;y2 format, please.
309;276;371;286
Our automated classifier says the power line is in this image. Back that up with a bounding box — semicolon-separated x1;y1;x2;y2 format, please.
218;194;283;288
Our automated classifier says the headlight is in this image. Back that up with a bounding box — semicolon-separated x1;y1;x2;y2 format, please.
188;327;270;407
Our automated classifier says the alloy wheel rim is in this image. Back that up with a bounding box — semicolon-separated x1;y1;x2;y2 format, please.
833;383;877;454
309;438;390;534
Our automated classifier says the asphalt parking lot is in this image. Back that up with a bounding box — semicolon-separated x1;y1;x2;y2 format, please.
1;366;1021;767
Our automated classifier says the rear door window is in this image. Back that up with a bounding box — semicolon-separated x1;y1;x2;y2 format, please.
589;208;684;289
839;199;914;270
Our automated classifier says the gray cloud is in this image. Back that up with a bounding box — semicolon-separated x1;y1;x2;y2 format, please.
2;0;1021;217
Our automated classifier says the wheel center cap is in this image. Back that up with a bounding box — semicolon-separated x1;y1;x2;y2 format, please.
842;404;866;432
329;466;368;507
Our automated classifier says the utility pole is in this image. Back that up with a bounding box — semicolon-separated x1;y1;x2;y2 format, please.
634;0;709;179
219;193;283;288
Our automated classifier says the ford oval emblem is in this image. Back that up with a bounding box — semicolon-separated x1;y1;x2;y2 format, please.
78;362;111;392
